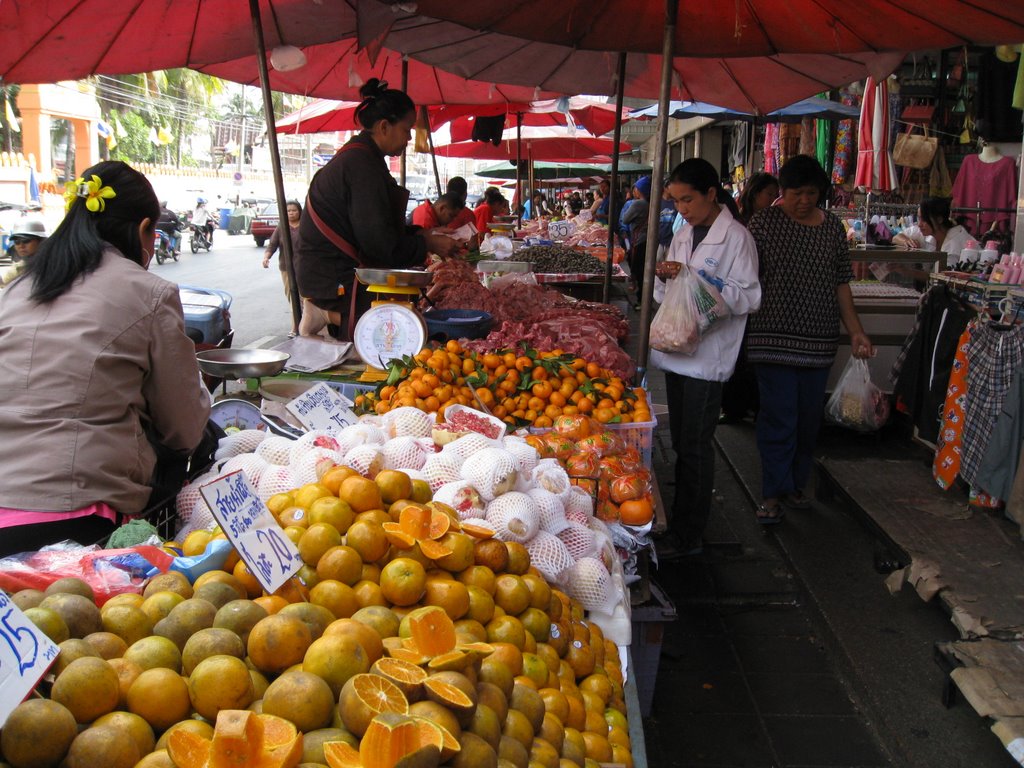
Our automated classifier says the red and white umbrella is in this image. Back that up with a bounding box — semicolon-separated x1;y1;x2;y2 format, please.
854;76;898;193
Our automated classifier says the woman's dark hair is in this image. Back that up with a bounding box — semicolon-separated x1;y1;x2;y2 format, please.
483;186;505;205
668;158;740;219
24;160;159;303
777;154;830;198
737;172;779;223
919;197;955;231
354;78;416;131
286;199;303;215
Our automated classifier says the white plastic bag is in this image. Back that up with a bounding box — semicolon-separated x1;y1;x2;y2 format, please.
826;357;890;432
650;265;730;355
650;266;699;354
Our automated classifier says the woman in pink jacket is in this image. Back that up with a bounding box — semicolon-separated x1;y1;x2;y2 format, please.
0;161;211;555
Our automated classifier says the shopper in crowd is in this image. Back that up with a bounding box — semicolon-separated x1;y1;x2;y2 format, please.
590;179;611;223
746;155;873;523
622;175;652;310
524;191;549;220
737;172;780;225
569;191;584;215
296;78;457;339
0;161;212;555
651;159;762;558
1;220;48;287
262;199;303;338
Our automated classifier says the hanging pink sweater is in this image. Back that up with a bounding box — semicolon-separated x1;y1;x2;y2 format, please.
951;154;1018;235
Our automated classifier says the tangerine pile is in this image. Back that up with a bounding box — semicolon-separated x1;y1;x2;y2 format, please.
354;341;651;430
2;467;634;768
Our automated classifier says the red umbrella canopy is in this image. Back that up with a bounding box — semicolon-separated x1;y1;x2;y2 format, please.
274;98;534;134
436;137;624;161
448;98;624;142
389;0;1024;56
199;42;555;106
0;0;360;82
379;17;906;114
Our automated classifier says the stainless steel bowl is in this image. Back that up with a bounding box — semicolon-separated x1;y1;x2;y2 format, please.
355;268;434;287
196;348;290;379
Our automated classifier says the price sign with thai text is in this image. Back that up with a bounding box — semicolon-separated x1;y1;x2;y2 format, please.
0;591;60;727
200;471;301;594
286;381;358;434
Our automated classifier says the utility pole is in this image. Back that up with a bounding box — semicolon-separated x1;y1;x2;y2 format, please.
237;85;246;206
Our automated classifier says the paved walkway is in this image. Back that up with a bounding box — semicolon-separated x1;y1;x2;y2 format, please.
621;296;1017;767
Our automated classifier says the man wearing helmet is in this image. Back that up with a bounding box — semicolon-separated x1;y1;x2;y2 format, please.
1;220;48;287
193;197;214;244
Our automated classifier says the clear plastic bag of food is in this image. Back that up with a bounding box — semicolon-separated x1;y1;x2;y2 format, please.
826;357;890;432
651;266;729;355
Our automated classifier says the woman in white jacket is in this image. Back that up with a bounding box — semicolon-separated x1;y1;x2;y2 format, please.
651;158;761;558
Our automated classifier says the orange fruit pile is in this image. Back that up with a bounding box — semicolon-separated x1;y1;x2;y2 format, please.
6;464;634;768
354;341;651;430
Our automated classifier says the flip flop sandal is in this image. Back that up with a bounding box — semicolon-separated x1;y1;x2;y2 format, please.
756;503;785;525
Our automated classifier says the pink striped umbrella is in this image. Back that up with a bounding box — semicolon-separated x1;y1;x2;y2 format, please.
854;77;898;192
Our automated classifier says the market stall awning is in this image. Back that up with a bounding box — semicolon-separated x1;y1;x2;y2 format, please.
474;160;651;180
386;0;1024;56
0;0;361;82
448;98;625;142
200;42;556;106
274;98;536;134
435;136;630;162
631;97;862;122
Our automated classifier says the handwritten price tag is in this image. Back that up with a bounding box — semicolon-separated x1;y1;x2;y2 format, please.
0;591;60;727
286;382;358;435
200;471;302;595
548;220;577;240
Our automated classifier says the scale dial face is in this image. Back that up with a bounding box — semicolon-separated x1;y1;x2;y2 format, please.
209;399;266;433
353;303;427;369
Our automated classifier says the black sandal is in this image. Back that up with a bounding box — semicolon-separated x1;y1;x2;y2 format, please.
756;503;785;525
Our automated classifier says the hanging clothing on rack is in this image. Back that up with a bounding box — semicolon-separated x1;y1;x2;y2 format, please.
975;364;1024;502
933;323;975;489
891;286;977;443
763;123;779;175
816;119;834;177
960;322;1024;486
831;88;859;185
951;154;1018;235
799;118;816;157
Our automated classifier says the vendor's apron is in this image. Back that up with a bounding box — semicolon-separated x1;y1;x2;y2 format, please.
305;142;410;341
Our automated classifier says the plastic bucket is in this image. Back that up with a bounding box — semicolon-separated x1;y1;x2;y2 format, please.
423;309;493;342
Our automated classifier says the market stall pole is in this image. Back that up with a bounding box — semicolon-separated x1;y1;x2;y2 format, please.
516;112;523;227
400;57;409;187
636;0;677;376
247;0;300;334
604;51;627;305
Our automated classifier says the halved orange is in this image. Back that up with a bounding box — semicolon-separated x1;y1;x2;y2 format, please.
382;522;417;550
370;656;428;699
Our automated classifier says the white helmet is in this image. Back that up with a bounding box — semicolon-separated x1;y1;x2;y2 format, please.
10;220;48;239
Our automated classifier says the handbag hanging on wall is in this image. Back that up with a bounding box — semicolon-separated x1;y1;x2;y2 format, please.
893;124;939;169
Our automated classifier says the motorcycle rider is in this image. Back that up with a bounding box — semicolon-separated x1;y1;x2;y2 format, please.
1;220;48;287
156;201;183;254
192;197;214;246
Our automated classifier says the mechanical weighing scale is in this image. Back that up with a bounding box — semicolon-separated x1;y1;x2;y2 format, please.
352;268;434;374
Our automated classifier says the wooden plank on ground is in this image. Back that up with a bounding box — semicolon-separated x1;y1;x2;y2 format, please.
940;638;1024;760
819;458;1024;639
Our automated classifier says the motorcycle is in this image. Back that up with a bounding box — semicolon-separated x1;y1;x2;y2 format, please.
189;222;214;253
153;229;179;265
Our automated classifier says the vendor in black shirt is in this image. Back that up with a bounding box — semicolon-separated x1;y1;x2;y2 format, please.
296;79;456;339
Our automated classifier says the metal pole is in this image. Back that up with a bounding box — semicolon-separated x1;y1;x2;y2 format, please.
604;51;627;304
425;108;442;197
635;0;678;376
400;58;408;187
515;112;523;227
248;0;301;334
